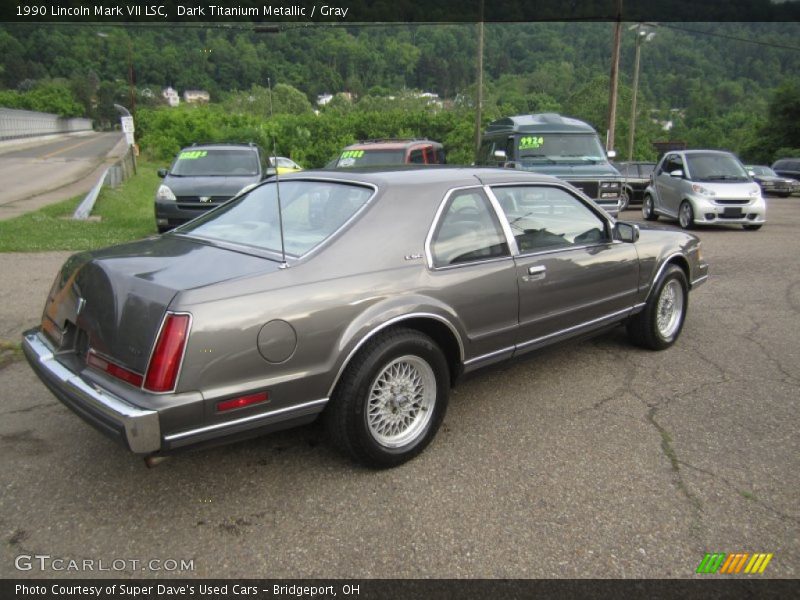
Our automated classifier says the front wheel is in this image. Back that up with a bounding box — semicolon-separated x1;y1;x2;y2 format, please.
325;328;449;468
619;188;631;211
627;265;689;350
678;200;695;229
642;194;658;221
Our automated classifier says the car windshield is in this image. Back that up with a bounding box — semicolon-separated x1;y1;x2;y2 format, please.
177;180;373;257
686;153;749;182
337;149;406;167
171;149;260;177
748;166;777;177
516;134;606;164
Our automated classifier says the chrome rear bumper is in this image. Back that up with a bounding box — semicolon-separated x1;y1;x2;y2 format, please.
22;329;161;454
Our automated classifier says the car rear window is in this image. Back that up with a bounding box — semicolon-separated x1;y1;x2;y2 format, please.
171;149;260;176
337;149;406;167
177;180;373;257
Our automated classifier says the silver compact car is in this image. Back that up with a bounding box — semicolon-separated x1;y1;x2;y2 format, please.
23;168;708;467
643;150;766;230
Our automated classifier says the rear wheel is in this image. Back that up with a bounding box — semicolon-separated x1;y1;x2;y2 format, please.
642;194;658;221
627;265;688;350
678;200;695;229
325;328;449;468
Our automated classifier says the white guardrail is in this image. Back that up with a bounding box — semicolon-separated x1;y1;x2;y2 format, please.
0;107;93;141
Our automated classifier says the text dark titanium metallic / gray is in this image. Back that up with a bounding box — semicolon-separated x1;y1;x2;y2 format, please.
23;167;708;467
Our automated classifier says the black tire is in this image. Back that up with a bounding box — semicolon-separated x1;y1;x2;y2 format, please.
627;265;689;350
325;327;449;468
678;200;695;230
620;188;631;211
157;225;170;234
642;194;658;221
743;224;763;231
777;192;791;198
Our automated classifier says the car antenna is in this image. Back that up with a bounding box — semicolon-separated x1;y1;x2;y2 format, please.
268;76;288;269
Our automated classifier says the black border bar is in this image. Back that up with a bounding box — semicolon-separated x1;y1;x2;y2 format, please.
2;0;800;23
3;579;800;600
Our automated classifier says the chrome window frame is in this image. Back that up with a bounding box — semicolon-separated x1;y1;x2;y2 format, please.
424;185;514;270
483;182;617;259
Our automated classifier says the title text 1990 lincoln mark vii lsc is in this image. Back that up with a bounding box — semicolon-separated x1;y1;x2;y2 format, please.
23;168;708;467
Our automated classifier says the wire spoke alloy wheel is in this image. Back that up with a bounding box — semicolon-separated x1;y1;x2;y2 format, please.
366;355;436;448
656;279;684;340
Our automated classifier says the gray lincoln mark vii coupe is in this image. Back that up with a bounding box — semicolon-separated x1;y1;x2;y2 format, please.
23;167;708;467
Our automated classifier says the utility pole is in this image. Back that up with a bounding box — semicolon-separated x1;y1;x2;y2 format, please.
473;0;485;162
606;0;623;152
627;24;656;161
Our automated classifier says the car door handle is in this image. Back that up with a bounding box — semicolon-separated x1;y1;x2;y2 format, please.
522;265;546;282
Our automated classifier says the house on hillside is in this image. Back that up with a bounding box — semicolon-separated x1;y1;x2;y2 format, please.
162;87;180;107
183;90;210;104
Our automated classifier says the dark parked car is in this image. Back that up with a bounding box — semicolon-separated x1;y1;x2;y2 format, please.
767;159;800;194
155;143;268;233
23;168;708;468
745;165;796;197
329;139;446;168
613;161;656;210
771;158;800;182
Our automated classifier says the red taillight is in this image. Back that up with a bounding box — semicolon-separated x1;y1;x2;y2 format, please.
87;351;144;388
144;313;191;393
217;391;269;413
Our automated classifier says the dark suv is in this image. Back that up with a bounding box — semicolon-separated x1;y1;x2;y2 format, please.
329;139;446;168
155;143;267;232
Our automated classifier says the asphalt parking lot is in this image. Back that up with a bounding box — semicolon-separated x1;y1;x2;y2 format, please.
0;197;797;579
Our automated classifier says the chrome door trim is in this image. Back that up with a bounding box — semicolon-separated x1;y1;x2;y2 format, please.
515;307;633;352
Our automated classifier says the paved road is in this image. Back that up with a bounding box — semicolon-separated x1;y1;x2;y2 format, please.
0;198;797;579
0;132;125;220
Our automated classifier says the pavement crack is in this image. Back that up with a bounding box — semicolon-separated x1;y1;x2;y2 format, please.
678;460;800;525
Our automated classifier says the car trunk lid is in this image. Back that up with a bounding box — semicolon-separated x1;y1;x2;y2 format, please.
42;236;277;376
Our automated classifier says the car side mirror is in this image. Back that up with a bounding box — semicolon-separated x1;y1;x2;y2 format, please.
669;169;684;178
157;168;168;178
607;149;617;159
493;149;507;161
747;170;755;177
615;221;640;243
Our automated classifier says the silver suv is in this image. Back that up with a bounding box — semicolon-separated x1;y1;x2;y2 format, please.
643;150;766;231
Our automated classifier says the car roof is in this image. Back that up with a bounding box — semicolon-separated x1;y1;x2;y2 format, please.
344;139;442;151
674;149;736;156
486;113;596;134
181;143;260;152
276;165;567;188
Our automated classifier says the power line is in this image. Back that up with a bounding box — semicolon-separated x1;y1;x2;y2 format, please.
659;23;800;53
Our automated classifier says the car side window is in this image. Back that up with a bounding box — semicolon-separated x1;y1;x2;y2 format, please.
409;149;425;164
431;189;510;268
661;154;683;175
491;186;608;254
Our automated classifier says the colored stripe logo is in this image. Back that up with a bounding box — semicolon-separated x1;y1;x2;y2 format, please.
696;553;773;574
